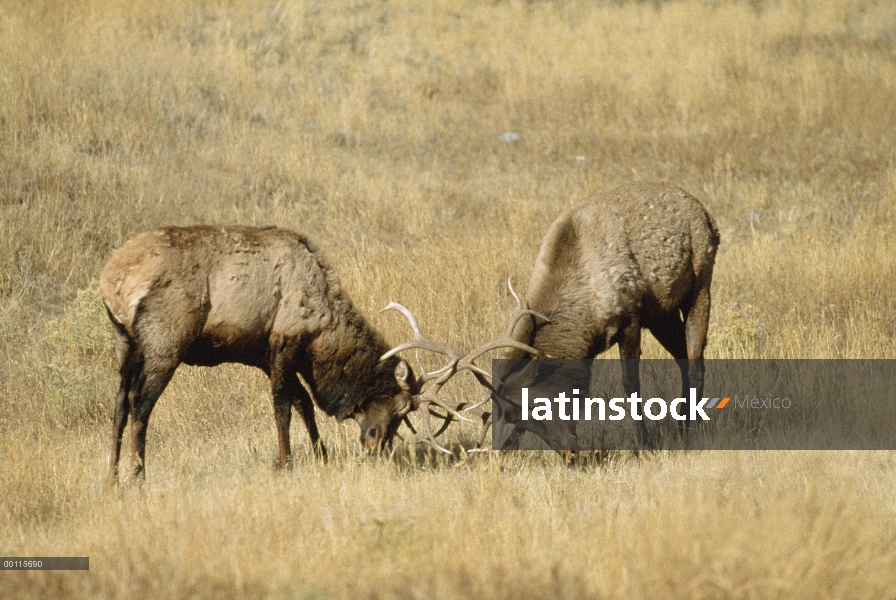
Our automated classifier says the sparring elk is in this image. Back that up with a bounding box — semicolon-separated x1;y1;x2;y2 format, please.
379;183;719;453
501;182;720;449
100;225;418;482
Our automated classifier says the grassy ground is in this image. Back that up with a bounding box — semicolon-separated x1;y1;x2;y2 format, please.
2;0;896;597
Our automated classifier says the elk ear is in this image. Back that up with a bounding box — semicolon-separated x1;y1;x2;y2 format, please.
394;359;414;393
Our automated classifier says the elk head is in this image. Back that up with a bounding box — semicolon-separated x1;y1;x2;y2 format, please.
339;358;417;453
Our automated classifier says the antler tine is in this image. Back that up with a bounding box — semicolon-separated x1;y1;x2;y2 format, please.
405;408;454;440
379;302;463;362
428;408;456;438
404;404;454;453
380;301;424;336
417;360;459;387
505;309;550;339
473;412;492;449
504;278;550;337
455;361;493;382
507;277;523;308
460;338;542;367
413;350;427;383
415;396;453;454
417;384;476;424
446;278;546;369
380;339;458;362
459;391;493;414
452;315;544;375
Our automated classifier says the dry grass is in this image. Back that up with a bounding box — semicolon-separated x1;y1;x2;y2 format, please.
2;0;896;597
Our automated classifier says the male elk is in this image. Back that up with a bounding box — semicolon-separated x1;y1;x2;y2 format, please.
100;225;417;482
501;182;720;449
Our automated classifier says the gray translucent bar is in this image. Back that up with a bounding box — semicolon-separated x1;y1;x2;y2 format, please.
491;359;896;451
1;557;89;570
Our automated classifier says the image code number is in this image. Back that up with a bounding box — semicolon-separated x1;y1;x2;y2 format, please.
1;558;89;570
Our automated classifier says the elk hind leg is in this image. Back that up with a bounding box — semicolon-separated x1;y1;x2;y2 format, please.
128;354;179;481
109;330;139;485
683;283;712;433
647;313;691;435
123;298;198;481
115;357;178;481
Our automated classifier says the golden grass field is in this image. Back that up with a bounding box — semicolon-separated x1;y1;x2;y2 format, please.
2;0;896;597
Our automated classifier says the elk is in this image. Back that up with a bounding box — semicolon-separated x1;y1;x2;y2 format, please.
377;183;720;454
100;225;418;482
499;182;720;450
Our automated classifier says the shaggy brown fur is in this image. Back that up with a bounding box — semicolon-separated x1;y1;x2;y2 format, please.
100;225;415;481
505;182;720;448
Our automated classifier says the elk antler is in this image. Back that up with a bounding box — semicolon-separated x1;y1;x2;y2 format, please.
380;279;548;453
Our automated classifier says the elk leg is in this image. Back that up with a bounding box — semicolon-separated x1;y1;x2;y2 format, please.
129;356;178;481
293;389;327;462
269;353;296;469
293;358;327;462
618;320;650;449
109;344;139;485
108;323;141;484
684;285;712;433
269;348;328;467
647;314;691;436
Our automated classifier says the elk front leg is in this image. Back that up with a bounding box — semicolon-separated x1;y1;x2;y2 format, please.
290;383;327;462
269;355;295;470
269;348;328;467
618;320;650;449
293;358;327;462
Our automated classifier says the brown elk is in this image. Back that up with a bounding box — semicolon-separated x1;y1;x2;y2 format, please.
499;182;720;449
100;225;419;482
